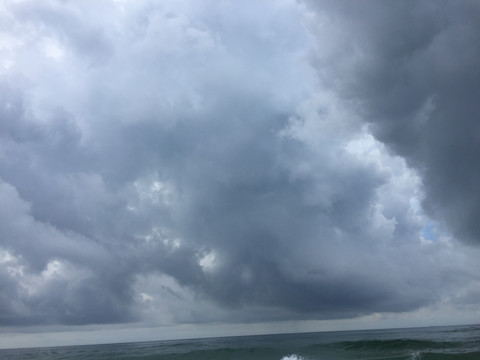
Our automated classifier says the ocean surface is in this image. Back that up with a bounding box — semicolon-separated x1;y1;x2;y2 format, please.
1;324;479;360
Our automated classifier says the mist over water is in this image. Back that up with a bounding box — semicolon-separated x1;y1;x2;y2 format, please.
1;324;479;360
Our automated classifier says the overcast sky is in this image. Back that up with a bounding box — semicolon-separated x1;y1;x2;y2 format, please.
1;0;480;349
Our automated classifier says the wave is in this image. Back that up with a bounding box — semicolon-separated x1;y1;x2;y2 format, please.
330;339;463;352
420;351;480;360
281;355;306;360
3;326;479;360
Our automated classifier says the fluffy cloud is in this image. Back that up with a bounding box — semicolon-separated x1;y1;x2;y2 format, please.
0;0;478;328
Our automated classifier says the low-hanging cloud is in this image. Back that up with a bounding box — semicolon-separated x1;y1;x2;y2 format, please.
0;0;479;327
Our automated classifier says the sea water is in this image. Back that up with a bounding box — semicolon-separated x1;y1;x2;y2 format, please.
1;324;479;359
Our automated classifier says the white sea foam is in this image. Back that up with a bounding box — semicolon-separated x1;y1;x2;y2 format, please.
409;351;421;360
281;354;305;360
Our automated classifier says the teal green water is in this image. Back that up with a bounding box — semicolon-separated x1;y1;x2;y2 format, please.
1;324;479;359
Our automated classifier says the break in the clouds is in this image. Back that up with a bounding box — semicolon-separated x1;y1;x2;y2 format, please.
0;0;479;329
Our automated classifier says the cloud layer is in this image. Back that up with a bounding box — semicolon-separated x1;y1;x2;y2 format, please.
0;0;479;327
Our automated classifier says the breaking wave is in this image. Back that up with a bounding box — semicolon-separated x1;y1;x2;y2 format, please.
281;355;306;360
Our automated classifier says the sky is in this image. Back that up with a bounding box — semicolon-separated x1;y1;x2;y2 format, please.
1;0;480;349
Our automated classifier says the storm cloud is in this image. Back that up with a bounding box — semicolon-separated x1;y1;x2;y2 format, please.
0;0;479;329
304;0;480;244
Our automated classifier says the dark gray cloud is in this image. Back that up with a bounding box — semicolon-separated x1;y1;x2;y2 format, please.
0;0;478;329
304;0;480;245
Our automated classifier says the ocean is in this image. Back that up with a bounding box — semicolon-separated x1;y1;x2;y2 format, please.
1;324;479;360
